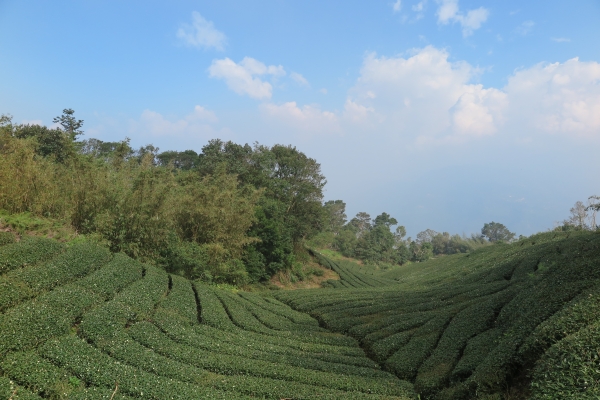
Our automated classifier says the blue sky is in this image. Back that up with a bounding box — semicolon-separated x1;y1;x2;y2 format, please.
1;0;599;237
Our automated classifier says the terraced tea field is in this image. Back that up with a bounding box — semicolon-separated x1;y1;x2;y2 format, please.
0;230;599;399
0;235;413;399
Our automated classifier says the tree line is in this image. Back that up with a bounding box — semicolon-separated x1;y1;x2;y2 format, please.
311;202;516;266
2;109;555;283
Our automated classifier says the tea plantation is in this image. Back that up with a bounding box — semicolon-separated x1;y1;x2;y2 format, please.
0;230;599;399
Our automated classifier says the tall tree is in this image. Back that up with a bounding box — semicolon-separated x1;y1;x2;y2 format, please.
587;196;599;230
349;212;372;238
323;200;347;234
13;124;74;163
416;229;439;244
373;212;398;228
53;109;84;139
481;222;515;242
564;201;589;230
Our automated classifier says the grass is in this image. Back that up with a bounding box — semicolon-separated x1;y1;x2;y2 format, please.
0;211;78;241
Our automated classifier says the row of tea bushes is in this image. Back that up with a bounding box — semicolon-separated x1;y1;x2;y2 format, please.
0;351;132;400
214;288;356;347
167;279;372;365
0;374;42;400
130;277;415;398
40;335;247;400
0;249;143;357
0;242;111;312
0;236;64;275
130;321;412;398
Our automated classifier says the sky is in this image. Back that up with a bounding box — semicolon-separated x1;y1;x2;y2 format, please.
1;0;599;237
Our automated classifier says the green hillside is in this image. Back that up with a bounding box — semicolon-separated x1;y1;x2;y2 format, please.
278;230;600;399
0;230;599;399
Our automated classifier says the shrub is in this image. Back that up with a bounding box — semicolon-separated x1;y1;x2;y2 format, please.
0;236;65;275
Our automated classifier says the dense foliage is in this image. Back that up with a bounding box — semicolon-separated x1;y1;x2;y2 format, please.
0;112;327;284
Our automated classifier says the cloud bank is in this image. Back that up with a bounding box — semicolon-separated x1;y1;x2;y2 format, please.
260;46;600;145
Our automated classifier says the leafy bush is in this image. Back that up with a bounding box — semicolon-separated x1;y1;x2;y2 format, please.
530;320;600;399
0;236;65;275
0;242;111;311
0;375;43;400
40;335;245;400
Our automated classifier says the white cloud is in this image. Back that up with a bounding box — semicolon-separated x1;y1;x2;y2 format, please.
349;46;500;141
209;57;286;99
437;0;459;23
504;58;600;137
515;20;535;36
436;0;489;37
460;8;489;36
551;37;571;43
450;86;507;137
343;99;376;123
177;11;227;51
319;88;328;95
354;48;600;142
257;47;600;148
393;0;402;12
290;72;309;86
412;1;426;12
240;57;286;77
129;106;219;137
260;102;340;135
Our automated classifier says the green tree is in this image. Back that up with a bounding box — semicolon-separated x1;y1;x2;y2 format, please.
410;240;433;262
194;140;327;280
323;200;347;234
394;225;407;241
13;124;73;162
333;228;358;257
53;108;84;139
79;138;124;160
481;221;515;242
157;150;200;170
416;229;439;244
349;212;372;238
373;212;398;228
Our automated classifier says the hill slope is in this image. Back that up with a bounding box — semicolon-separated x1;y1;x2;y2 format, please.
0;230;598;399
276;230;600;399
0;235;414;399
